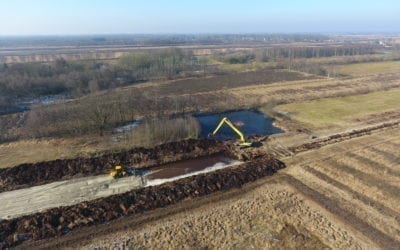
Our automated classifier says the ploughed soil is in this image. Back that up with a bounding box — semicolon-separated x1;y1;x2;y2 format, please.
0;139;225;193
0;155;285;248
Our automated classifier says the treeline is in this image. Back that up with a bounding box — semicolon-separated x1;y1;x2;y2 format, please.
0;34;330;47
215;45;380;66
118;48;202;79
0;48;205;109
123;116;200;147
256;44;379;61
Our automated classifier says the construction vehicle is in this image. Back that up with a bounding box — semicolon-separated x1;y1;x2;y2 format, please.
109;165;149;179
211;117;253;147
109;165;127;178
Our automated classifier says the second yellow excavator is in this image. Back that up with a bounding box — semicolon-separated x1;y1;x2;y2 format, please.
211;117;253;147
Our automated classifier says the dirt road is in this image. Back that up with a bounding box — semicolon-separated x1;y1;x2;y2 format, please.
0;157;242;221
0;175;143;220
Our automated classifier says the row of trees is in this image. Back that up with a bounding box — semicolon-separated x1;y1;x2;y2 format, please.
255;44;379;62
0;48;206;110
0;34;330;47
213;45;380;66
118;48;203;79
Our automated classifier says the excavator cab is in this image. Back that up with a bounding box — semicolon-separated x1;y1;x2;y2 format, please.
110;165;142;178
211;117;253;148
110;165;127;178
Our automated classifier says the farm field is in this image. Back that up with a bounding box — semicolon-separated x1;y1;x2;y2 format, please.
275;88;400;130
335;60;400;76
1;36;400;248
29;127;400;249
1;70;399;169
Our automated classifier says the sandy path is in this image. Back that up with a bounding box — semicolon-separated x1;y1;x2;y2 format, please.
0;175;143;220
0;159;242;220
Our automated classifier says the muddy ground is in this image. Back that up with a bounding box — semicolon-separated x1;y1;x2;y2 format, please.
0;155;285;248
0;139;224;193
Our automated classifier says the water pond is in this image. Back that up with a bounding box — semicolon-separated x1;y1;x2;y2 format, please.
195;110;282;140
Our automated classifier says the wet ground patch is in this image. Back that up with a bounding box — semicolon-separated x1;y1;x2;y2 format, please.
0;139;224;193
0;155;285;248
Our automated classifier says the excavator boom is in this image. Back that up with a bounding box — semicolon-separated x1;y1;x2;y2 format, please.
212;117;252;147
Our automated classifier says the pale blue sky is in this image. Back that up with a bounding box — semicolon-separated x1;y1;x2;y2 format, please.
0;0;399;35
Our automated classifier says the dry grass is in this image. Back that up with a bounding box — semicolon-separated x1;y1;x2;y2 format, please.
275;89;400;130
0;116;201;168
78;181;359;249
217;61;277;73
0;136;119;169
335;60;400;76
284;127;400;248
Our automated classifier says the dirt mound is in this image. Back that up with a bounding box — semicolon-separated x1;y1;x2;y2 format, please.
290;121;400;153
0;156;285;248
0;139;224;193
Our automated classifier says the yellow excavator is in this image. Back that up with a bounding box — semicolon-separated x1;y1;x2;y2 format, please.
109;165;127;178
211;117;253;147
110;165;150;179
109;165;142;178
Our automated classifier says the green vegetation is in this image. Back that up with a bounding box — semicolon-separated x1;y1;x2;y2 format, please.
335;60;400;76
220;52;255;64
276;89;400;129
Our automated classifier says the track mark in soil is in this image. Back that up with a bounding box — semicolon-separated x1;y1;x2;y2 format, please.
345;152;400;178
370;146;400;164
325;159;400;198
284;175;400;249
301;165;400;224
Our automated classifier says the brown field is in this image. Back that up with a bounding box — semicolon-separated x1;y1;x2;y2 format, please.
1;42;400;248
26;127;400;249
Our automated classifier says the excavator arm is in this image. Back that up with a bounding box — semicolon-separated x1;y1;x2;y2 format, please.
212;117;252;147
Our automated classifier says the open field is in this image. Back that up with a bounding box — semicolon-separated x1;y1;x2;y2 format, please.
275;88;400;130
1;37;400;248
283;127;400;249
335;60;400;76
23;127;400;249
0;137;114;169
2;70;400;168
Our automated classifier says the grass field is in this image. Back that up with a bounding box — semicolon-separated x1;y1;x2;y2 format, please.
0;137;114;169
275;89;400;130
336;60;400;76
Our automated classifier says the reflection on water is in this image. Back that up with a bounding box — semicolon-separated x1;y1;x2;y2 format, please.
145;154;242;186
195;110;282;140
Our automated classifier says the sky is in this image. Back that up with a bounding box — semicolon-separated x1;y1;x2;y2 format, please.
0;0;399;35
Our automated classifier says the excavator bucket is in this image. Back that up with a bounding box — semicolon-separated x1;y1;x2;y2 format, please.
239;142;253;148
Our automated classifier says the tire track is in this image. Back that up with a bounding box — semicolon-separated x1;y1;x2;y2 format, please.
346;152;400;178
301;165;400;224
325;159;400;199
284;175;400;250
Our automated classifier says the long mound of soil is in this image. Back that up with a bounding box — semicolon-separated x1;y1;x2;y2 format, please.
290;121;400;153
0;156;285;248
0;139;224;193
